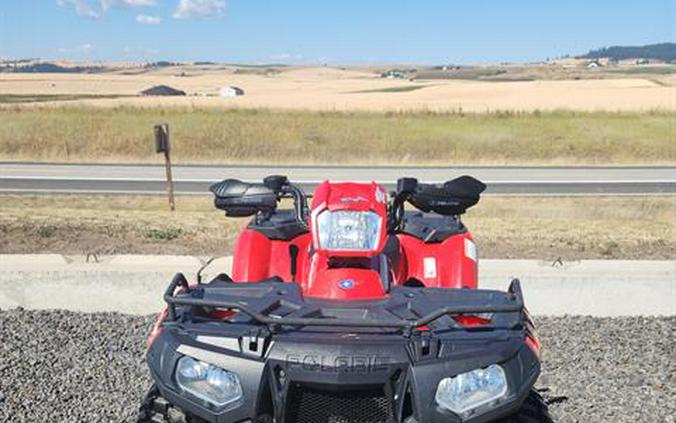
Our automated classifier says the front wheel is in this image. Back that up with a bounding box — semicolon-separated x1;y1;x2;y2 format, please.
137;385;205;423
496;390;553;423
136;385;273;423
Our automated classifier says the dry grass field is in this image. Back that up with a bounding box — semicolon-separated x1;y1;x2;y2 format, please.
1;65;675;112
1;194;673;260
1;63;674;165
1;107;674;165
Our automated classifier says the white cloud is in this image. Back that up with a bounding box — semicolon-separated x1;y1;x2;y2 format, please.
57;0;100;19
173;0;225;19
102;0;157;11
56;43;95;55
57;0;156;19
136;14;162;24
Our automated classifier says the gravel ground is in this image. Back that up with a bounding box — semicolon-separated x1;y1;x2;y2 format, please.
0;309;674;422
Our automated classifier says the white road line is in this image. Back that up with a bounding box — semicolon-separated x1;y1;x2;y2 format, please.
2;176;675;183
0;188;672;197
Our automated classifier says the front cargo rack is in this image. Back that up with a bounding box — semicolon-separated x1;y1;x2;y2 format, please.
163;273;525;335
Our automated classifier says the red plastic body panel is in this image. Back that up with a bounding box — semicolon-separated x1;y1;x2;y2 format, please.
231;229;311;283
396;233;478;289
231;229;478;295
228;182;478;300
304;267;386;300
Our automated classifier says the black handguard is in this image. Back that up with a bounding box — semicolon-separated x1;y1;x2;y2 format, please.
408;175;486;215
210;178;278;217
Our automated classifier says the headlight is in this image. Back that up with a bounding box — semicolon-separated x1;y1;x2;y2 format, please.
176;356;243;407
316;210;382;251
435;364;508;418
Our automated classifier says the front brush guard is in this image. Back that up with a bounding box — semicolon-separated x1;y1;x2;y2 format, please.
163;273;525;336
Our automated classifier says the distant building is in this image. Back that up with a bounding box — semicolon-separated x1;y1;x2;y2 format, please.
219;86;245;97
441;65;460;71
381;69;407;79
587;61;601;68
140;85;186;96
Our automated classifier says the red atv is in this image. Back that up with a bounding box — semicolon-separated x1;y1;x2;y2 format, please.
139;175;550;423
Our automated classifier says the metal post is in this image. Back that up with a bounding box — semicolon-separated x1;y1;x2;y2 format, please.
164;146;175;212
154;124;175;211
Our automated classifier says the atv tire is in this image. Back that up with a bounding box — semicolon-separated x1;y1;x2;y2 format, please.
496;390;553;423
136;385;273;423
403;390;552;423
137;385;206;423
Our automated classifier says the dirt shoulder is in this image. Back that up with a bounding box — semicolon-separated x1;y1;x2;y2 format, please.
1;194;673;260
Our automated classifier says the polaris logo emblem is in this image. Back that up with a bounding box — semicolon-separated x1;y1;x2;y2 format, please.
338;279;356;289
285;354;390;373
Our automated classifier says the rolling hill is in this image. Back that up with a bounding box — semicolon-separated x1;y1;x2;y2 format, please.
580;42;676;62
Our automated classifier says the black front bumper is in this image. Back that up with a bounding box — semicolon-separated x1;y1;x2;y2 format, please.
147;276;540;423
148;326;539;423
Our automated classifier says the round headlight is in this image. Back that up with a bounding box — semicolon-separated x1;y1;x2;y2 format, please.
176;356;243;407
435;364;508;418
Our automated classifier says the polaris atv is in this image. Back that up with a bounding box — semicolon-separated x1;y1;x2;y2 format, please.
138;175;550;423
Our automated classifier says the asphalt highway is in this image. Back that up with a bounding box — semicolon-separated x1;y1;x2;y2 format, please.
1;162;675;195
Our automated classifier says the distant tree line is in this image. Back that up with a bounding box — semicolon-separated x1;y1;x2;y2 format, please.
0;62;106;73
144;61;181;68
579;43;676;62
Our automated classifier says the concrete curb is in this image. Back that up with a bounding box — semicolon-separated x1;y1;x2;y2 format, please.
1;254;68;266
0;255;673;316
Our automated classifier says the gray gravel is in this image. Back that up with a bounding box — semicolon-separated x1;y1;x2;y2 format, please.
0;309;154;422
0;309;674;422
535;316;675;423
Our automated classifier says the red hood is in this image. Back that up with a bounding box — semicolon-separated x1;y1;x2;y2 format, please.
311;181;388;213
309;181;388;258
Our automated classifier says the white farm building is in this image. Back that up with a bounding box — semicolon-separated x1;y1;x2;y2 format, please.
219;86;245;97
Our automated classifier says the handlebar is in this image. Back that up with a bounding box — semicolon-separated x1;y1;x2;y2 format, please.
215;175;483;233
279;183;309;229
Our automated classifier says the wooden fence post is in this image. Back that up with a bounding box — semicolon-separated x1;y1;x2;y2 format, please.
154;123;175;211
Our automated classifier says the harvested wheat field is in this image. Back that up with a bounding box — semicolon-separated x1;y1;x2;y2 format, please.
1;65;675;112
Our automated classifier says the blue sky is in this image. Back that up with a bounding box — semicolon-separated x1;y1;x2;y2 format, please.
1;0;673;64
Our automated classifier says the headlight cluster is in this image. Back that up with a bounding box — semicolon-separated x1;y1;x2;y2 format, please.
174;356;507;417
435;364;508;418
316;210;382;251
176;357;243;407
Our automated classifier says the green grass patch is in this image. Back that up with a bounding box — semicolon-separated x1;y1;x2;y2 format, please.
36;225;57;238
144;227;183;241
0;106;673;165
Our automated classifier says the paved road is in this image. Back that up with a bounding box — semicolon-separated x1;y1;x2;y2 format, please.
1;162;675;195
